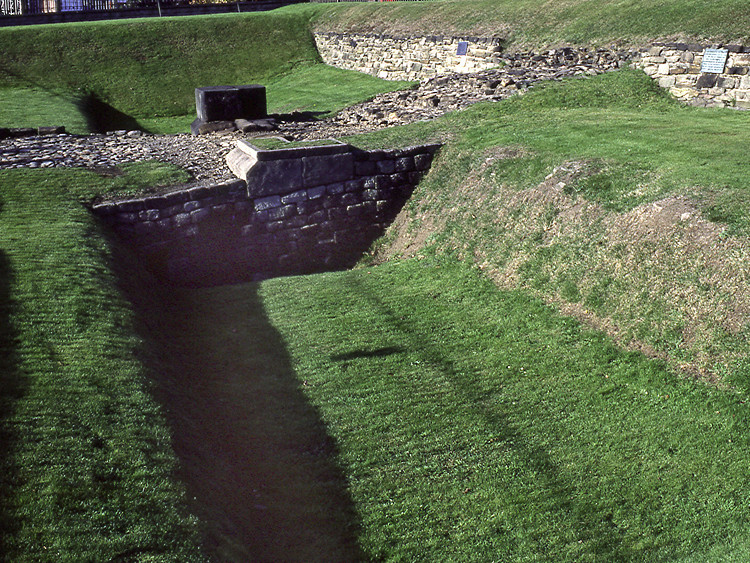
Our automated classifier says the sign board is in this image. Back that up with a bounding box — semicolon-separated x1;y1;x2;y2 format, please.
456;41;468;56
701;48;729;74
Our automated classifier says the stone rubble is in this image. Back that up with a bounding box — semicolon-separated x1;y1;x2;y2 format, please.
0;47;632;185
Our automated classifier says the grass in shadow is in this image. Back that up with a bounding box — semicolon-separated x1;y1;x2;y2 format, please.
0;246;26;557
113;249;365;562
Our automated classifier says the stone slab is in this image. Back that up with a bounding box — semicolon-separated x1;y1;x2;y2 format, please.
195;85;267;122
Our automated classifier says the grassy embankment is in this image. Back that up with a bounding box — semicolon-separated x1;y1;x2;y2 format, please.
0;12;413;134
0;165;205;561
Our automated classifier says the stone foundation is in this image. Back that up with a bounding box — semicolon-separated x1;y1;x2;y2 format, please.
636;43;750;108
92;142;440;286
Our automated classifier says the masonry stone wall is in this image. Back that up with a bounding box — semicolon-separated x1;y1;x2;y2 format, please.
314;32;505;81
92;143;440;286
636;43;750;108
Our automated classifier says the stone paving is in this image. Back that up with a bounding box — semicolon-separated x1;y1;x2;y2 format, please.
0;48;631;186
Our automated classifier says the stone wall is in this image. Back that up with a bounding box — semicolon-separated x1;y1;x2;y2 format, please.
92;142;440;286
636;43;750;108
314;32;631;82
314;32;504;81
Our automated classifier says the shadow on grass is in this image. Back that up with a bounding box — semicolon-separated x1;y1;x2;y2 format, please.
111;241;365;562
343;274;638;561
77;92;147;134
0;247;26;556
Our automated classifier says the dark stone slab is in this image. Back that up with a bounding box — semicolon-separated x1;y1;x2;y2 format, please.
195;84;267;122
38;126;66;135
191;118;236;135
9;127;36;138
695;74;719;89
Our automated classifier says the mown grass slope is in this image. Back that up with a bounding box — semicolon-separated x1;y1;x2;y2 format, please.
0;165;202;561
304;0;750;48
342;68;750;383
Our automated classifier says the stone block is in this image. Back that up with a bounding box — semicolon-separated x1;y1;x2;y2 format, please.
414;153;433;170
658;76;676;88
717;76;738;88
254;195;282;211
190;118;236;136
281;190;308;205
195;84;267;122
303;153;355;187
38;126;65;135
695;74;719;89
267;205;297;222
190;208;211;223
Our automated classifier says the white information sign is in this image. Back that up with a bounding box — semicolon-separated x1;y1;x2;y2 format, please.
701;48;729;74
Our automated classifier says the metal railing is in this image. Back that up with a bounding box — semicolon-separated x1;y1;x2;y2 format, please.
0;0;275;16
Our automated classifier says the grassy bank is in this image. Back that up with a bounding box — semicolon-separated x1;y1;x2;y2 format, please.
244;257;750;561
337;68;750;382
304;0;750;48
0;166;202;561
0;12;412;134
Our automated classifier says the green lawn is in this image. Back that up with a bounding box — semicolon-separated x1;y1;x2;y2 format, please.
234;257;749;561
0;88;90;134
0;166;202;561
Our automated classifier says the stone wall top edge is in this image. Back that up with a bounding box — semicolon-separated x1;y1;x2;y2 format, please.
652;41;750;53
314;31;502;45
91;178;247;213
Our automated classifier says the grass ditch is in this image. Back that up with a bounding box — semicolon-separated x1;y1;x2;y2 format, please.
2;2;750;558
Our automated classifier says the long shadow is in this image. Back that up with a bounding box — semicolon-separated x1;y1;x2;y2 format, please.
0;245;26;556
110;240;365;562
341;274;637;560
76;92;146;133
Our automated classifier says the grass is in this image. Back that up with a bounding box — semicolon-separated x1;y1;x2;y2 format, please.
0;88;90;134
232;256;750;561
302;0;750;48
349;67;750;378
0;13;321;119
0;14;413;134
0;165;202;561
3;3;750;559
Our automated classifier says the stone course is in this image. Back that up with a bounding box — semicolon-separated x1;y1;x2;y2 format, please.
315;32;631;82
92;143;440;286
635;43;750;108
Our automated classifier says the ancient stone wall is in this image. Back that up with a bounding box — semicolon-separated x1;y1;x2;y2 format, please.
314;32;505;81
314;32;631;82
636;43;750;108
92;142;440;286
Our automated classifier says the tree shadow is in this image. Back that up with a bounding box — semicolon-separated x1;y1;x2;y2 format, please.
110;239;365;562
341;275;637;561
0;245;26;556
76;92;147;133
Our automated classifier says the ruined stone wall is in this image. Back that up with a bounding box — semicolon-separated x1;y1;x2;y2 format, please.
636;43;750;108
314;32;505;81
92;143;440;286
314;32;631;82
